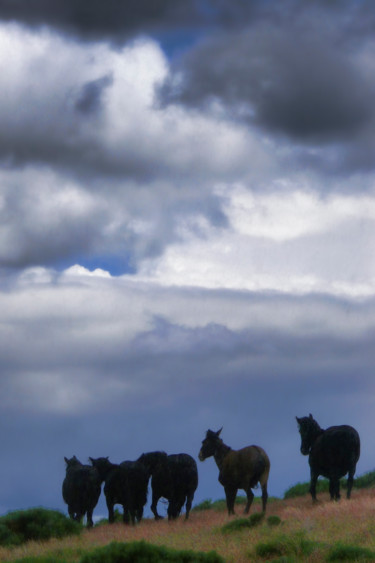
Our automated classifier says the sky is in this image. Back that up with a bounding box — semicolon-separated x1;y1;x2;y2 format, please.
0;0;375;520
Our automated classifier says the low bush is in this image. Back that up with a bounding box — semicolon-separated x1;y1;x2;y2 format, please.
254;532;316;560
193;499;214;511
284;480;329;499
326;542;375;561
0;508;82;546
80;540;225;563
354;470;375;490
267;515;282;527
13;557;68;563
221;512;264;534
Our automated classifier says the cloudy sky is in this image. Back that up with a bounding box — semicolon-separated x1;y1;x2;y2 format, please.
0;0;375;519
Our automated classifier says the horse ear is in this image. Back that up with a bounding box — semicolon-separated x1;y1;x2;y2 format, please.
216;427;223;436
309;414;313;419
64;456;68;463
296;416;300;424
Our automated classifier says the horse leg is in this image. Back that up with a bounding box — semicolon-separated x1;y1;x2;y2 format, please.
329;478;335;500
106;499;115;523
127;507;136;526
122;506;131;525
261;483;268;512
309;470;319;502
185;493;194;520
136;506;144;522
244;488;254;514
347;467;355;499
151;493;163;520
86;509;94;528
329;477;340;501
224;486;237;515
334;478;341;501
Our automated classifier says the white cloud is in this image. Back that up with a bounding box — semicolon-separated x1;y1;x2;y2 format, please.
138;186;375;297
224;183;375;241
64;265;111;278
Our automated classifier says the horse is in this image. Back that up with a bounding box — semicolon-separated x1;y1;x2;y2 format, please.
89;457;148;525
138;451;198;520
198;428;270;515
62;456;102;528
296;414;360;502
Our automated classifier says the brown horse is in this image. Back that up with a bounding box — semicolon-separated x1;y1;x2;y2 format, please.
198;428;270;515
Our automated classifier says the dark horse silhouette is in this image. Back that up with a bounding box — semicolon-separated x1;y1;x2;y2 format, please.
138;451;198;520
296;414;360;502
198;428;270;515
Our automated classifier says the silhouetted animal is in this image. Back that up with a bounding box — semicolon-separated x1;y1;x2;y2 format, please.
89;457;148;525
62;455;102;528
296;414;360;502
198;428;270;516
138;451;198;520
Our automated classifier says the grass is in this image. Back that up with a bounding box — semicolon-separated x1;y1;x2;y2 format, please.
2;487;375;561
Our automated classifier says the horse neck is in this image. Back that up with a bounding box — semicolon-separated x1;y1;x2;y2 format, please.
310;422;324;444
213;441;232;471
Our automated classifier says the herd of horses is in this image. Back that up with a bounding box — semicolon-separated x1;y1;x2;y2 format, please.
63;415;361;526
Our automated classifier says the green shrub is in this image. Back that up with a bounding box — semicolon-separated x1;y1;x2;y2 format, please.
284;480;329;499
193;499;213;511
326;543;375;561
354;470;375;490
13;557;69;563
80;541;225;563
255;532;316;559
0;508;82;546
267;515;282;527
221;512;264;534
248;512;265;527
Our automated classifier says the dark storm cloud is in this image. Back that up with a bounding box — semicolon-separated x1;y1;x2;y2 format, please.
159;21;374;144
0;0;200;41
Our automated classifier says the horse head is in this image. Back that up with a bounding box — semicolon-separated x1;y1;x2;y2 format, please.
198;427;223;461
296;414;322;456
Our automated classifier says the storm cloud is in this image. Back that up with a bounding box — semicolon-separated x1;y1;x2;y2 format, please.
0;0;200;41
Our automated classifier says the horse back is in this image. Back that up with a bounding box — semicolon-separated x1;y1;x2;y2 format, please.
221;445;270;489
310;425;360;477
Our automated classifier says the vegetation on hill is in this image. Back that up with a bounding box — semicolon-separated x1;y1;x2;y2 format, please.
283;469;375;499
80;540;224;562
2;470;375;562
0;508;81;547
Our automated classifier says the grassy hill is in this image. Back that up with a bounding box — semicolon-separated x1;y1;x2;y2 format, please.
1;471;375;562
